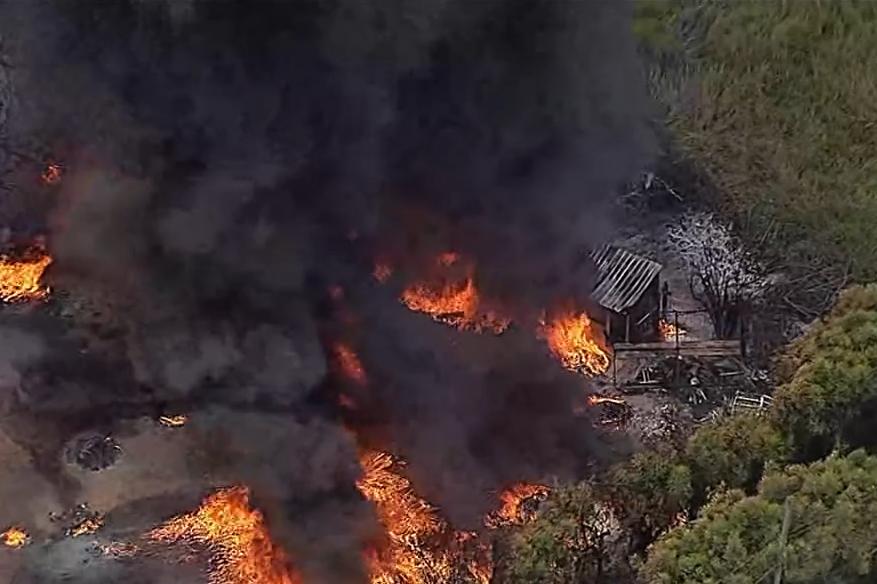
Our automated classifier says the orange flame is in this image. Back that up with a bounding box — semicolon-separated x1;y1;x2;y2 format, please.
149;486;300;584
485;483;549;528
658;319;687;342
158;415;188;428
0;246;52;303
356;451;452;584
1;526;29;548
333;343;368;385
587;395;627;406
540;309;611;376
400;254;510;334
69;515;104;537
41;162;62;185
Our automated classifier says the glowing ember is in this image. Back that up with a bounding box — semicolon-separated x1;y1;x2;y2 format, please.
0;247;52;303
69;515;104;537
159;415;188;428
356;451;452;584
149;486;299;584
540;309;611;375
587;395;627;406
333;343;368;385
373;262;393;283
41;162;62;185
98;541;139;558
1;527;29;548
485;483;549;528
436;252;460;267
658;318;687;342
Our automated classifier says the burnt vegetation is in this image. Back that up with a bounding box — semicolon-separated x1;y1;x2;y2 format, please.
2;1;877;583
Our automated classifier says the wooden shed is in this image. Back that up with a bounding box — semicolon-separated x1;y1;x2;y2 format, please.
590;245;662;343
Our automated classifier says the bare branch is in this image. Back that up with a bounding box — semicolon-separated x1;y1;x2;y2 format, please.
667;212;767;337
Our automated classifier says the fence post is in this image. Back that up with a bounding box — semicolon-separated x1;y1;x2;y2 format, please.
773;499;792;584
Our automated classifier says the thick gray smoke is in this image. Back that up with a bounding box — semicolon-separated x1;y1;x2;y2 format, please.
0;0;651;581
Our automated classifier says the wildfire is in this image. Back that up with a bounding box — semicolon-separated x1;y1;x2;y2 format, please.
587;395;627;406
658;319;687;342
485;483;549;528
1;527;29;548
149;486;300;584
0;246;52;303
540;309;611;376
159;415;188;428
400;254;510;334
68;515;104;537
41;162;62;185
356;451;452;584
333;343;368;385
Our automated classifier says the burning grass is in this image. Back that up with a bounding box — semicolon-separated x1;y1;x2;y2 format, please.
1;526;29;548
355;450;513;583
357;451;453;583
484;483;550;529
149;486;300;584
0;246;52;303
540;309;611;376
399;253;510;334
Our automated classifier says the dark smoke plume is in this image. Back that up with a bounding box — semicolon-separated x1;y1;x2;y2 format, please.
0;0;651;580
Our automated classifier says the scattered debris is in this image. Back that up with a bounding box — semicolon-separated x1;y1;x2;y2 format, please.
67;435;122;471
730;392;773;414
588;395;633;427
94;541;138;558
630;402;691;447
50;503;105;538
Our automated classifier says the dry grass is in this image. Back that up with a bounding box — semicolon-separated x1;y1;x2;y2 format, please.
638;0;877;280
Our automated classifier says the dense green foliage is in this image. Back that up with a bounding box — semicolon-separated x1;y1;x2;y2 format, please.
772;285;877;454
641;0;877;279
641;450;877;584
603;450;692;545
502;483;616;584
686;412;786;498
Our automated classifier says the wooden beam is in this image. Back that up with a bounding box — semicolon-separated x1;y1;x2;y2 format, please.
613;339;742;359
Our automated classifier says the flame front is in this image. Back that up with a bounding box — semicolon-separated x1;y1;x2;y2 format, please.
485;483;549;528
356;451;452;584
0;247;52;303
149;486;300;584
540;309;611;376
400;254;510;334
1;527;29;548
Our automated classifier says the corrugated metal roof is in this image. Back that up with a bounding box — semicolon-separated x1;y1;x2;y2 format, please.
590;245;662;314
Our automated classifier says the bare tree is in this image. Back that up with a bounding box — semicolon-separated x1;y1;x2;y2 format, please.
667;212;766;338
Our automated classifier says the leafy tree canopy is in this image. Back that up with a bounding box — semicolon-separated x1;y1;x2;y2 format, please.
603;450;692;546
686;412;786;499
772;285;877;455
501;482;620;584
642;450;877;584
